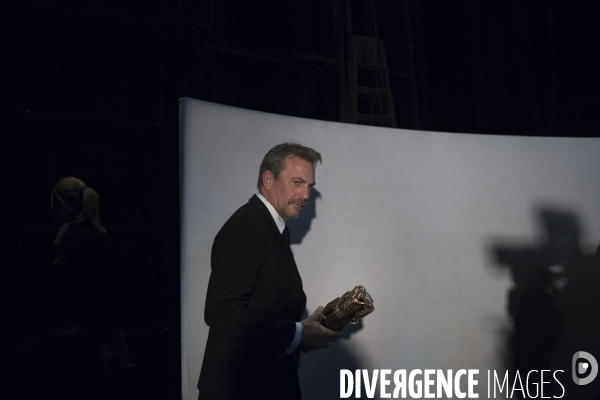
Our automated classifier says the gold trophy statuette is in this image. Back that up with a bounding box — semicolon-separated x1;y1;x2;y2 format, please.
319;285;374;331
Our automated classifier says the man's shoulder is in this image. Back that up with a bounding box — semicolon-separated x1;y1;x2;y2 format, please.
219;196;270;232
212;197;273;249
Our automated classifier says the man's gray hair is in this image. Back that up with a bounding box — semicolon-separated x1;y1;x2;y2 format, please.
257;143;322;190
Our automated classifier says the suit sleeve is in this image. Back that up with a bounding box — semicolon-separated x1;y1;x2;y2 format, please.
204;217;296;354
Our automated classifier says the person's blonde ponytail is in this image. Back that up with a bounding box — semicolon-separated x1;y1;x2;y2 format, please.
80;185;106;234
52;177;106;234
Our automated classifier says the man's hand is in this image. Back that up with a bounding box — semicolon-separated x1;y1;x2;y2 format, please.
300;306;343;351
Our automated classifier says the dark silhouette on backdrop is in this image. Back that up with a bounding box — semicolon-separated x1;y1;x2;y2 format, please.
494;207;600;398
513;266;563;397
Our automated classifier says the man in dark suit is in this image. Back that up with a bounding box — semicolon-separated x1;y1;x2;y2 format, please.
197;143;343;399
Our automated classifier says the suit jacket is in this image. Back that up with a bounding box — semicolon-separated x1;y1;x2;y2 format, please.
198;195;307;400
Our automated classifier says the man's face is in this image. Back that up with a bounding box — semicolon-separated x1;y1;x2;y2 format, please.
268;157;315;221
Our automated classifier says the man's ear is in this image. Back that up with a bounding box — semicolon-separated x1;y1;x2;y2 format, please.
262;170;274;190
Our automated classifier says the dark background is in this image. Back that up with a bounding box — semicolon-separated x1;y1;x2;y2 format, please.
3;1;600;398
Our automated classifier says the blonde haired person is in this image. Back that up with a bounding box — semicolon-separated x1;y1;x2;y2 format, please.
51;176;106;235
49;177;130;398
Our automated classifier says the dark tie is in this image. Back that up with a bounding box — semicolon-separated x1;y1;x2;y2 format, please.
282;226;291;247
282;225;302;287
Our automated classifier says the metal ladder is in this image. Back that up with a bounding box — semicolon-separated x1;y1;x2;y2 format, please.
333;0;419;129
349;34;396;127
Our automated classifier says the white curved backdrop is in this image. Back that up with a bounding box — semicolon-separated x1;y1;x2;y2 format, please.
180;98;600;399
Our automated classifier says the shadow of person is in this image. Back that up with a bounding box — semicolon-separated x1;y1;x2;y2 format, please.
493;208;580;320
291;191;368;397
513;267;563;397
288;188;321;245
551;245;600;399
491;207;600;397
299;319;366;400
490;208;577;378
